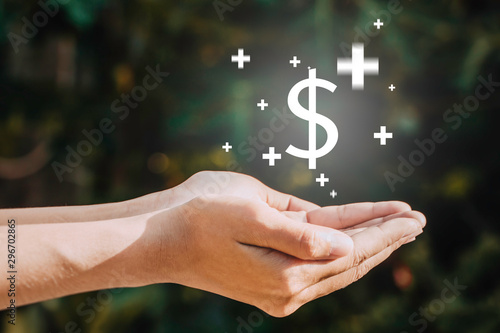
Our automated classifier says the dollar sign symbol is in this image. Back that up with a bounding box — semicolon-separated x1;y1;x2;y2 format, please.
286;68;339;169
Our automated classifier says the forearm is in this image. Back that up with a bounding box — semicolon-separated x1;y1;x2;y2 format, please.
0;212;164;307
0;187;179;224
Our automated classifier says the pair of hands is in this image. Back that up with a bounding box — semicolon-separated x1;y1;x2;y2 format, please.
135;171;425;317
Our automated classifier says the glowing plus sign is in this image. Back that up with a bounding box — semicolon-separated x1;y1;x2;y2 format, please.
389;84;396;91
337;43;379;90
330;190;338;199
231;48;250;69
262;147;281;166
374;126;393;145
257;99;268;110
222;142;232;152
289;56;301;68
315;173;329;187
374;19;384;29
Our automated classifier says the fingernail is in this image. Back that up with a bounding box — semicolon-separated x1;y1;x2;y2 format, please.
404;237;416;244
414;212;426;227
407;228;423;240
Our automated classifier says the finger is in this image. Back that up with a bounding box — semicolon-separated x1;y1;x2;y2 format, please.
298;230;420;304
305;217;421;280
340;210;426;238
306;201;412;229
242;211;353;260
258;184;320;212
341;210;426;232
404;236;417;244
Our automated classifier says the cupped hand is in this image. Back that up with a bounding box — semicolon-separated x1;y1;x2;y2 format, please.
146;175;425;317
148;171;322;212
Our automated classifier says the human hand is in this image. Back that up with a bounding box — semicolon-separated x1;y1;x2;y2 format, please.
142;175;425;317
133;171;323;213
155;171;358;258
2;171;425;312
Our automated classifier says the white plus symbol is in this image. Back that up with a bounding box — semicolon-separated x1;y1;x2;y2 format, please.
330;190;337;199
374;126;393;145
374;19;384;29
389;84;396;91
262;147;281;166
231;48;250;69
315;173;329;187
222;142;232;152
257;99;268;110
289;56;301;68
337;43;379;90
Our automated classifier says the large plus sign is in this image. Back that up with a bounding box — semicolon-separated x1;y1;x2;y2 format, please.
289;56;301;68
257;99;268;110
337;43;379;90
374;19;384;29
374;126;393;145
315;173;329;187
231;48;251;69
389;84;396;91
263;147;281;166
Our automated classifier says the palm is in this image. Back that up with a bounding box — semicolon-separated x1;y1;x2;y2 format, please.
154;171;425;315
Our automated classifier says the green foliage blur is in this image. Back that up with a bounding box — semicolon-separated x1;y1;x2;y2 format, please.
1;0;500;332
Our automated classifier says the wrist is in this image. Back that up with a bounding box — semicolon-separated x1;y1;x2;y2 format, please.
120;187;179;218
101;214;159;288
139;204;193;286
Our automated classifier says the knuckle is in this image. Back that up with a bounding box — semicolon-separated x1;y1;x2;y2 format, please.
298;228;317;258
264;306;288;318
262;297;300;318
273;304;298;318
353;264;371;281
349;249;366;267
272;268;304;300
336;204;348;228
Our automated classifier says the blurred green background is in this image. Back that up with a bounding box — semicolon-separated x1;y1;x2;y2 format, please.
1;0;500;332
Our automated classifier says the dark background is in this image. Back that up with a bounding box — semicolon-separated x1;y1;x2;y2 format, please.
1;0;499;332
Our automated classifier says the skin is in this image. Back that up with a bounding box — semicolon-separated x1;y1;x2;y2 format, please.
0;171;426;317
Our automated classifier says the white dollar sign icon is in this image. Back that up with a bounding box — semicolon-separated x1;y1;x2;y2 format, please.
286;68;338;169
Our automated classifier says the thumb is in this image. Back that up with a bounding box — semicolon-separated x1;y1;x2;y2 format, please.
255;212;353;260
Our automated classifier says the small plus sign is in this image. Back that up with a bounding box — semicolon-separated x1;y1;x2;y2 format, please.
374;126;393;145
330;190;338;199
257;99;268;110
231;48;251;69
289;56;301;68
262;147;281;166
315;173;329;187
337;43;379;90
389;84;396;91
374;19;384;29
222;142;232;152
